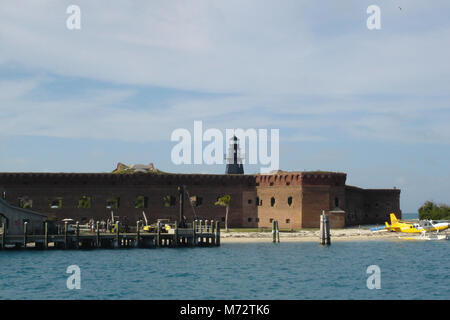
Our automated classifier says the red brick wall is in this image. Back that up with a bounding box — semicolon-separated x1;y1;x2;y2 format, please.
0;172;401;229
301;185;330;228
0;173;254;228
345;186;401;226
328;211;345;228
255;185;302;229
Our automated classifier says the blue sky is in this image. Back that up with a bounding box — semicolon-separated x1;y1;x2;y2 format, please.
0;0;449;212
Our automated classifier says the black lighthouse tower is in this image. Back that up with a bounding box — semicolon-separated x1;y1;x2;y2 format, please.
225;135;244;174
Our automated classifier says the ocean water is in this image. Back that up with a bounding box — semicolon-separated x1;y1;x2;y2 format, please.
0;240;448;300
402;212;418;220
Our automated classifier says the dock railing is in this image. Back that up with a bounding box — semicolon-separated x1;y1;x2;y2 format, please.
0;219;221;250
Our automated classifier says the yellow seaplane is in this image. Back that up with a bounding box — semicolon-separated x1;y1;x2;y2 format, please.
385;213;450;233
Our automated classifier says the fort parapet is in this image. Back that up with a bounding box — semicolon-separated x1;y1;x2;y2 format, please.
0;170;400;229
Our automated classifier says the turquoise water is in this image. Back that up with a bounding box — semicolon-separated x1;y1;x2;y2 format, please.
402;212;418;220
0;240;448;300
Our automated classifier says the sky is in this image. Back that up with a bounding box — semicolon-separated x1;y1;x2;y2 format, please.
0;0;449;212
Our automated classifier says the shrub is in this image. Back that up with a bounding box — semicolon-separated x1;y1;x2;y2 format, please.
418;201;450;220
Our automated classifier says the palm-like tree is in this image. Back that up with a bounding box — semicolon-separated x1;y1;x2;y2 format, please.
215;195;231;232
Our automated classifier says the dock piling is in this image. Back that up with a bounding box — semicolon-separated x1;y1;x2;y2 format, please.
23;221;28;248
215;221;220;246
64;221;68;249
199;220;203;245
272;220;276;243
276;220;280;243
211;220;215;245
96;221;100;248
156;221;161;247
136;221;140;248
115;222;120;248
193;220;197;246
320;210;331;245
174;221;178;247
1;223;6;249
44;222;48;249
76;221;80;249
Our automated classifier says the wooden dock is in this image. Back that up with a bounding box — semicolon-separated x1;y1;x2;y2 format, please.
0;220;221;250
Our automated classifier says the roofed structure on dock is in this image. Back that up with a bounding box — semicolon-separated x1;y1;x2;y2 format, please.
0;197;47;235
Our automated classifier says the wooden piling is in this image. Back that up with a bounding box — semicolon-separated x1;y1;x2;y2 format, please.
198;220;203;245
96;221;100;248
23;221;28;248
1;223;6;250
215;221;220;246
320;210;331;245
64;221;68;249
211;220;215;245
115;221;120;248
76;221;80;249
276;220;280;243
156;221;161;247
272;220;276;243
44;222;48;249
173;221;178;247
136;221;140;248
193;220;197;246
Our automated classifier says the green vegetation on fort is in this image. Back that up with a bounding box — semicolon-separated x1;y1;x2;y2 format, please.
418;201;450;220
135;196;147;208
215;194;231;232
112;163;167;174
77;196;91;209
162;195;176;207
106;197;119;209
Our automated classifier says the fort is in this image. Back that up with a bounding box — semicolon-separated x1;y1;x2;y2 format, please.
0;167;401;230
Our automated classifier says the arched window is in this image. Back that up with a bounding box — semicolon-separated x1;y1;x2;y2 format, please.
271;197;275;207
288;196;293;206
334;197;339;208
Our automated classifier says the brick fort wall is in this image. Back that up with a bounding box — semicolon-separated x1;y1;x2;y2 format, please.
0;171;400;228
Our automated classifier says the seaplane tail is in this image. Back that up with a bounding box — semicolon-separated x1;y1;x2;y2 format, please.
386;213;420;233
385;221;395;231
385;213;401;232
390;213;399;224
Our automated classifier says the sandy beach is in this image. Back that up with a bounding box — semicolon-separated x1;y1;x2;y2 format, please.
219;228;450;243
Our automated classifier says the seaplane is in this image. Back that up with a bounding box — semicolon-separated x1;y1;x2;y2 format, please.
384;213;450;233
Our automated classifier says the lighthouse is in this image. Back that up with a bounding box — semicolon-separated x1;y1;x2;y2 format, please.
225;135;244;174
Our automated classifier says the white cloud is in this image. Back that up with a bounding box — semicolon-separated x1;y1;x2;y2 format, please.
1;0;450;96
0;1;449;146
1;76;448;145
